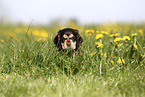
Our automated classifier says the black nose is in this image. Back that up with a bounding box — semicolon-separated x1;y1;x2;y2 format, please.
67;42;71;46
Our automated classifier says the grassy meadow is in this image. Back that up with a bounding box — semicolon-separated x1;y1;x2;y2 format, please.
0;22;145;97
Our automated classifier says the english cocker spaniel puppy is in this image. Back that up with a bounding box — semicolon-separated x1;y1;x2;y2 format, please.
53;28;83;51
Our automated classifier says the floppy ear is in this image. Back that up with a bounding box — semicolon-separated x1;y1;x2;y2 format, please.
53;30;62;48
74;30;83;50
53;35;59;46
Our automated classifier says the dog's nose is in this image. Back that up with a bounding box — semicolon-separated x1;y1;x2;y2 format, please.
66;42;71;46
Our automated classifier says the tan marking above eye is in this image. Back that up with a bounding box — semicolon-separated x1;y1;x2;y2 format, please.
63;34;69;38
69;34;74;38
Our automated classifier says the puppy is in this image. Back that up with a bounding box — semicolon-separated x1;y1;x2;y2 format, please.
53;28;83;52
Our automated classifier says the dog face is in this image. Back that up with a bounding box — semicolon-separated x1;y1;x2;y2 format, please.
53;28;83;51
61;33;76;49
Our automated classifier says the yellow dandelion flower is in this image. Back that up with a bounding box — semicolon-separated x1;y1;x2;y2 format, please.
15;38;19;41
138;29;143;33
95;34;104;39
110;33;120;37
114;37;123;42
90;51;97;57
131;33;138;37
102;53;107;58
134;44;138;50
117;57;122;64
40;32;48;38
37;38;41;42
143;47;145;49
100;31;109;35
117;57;125;65
85;30;95;36
111;60;114;65
86;30;95;33
32;30;49;38
96;30;99;34
141;54;143;57
116;42;120;47
95;42;104;48
138;29;143;36
122;59;125;64
123;36;131;41
33;30;40;36
112;56;116;59
100;49;102;52
1;40;4;42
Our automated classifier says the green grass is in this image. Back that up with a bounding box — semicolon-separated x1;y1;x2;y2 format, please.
0;23;145;97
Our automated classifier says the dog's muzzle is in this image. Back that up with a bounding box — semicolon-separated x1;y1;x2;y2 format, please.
61;40;76;49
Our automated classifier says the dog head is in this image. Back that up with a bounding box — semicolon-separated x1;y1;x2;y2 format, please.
53;28;83;51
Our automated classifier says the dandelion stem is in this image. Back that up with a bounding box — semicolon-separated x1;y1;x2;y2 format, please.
100;39;102;76
134;37;136;46
100;59;102;76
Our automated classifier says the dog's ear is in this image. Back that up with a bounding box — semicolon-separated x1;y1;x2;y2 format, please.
74;29;83;50
53;30;62;48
